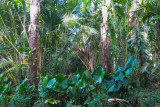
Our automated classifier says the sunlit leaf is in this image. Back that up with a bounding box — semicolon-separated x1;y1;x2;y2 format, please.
108;84;115;92
47;78;56;88
92;66;105;84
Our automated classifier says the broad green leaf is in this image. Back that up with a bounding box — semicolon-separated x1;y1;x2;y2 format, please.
67;86;77;94
88;85;95;91
94;75;102;84
67;86;77;95
76;78;85;88
79;82;86;89
115;71;123;81
47;78;56;88
115;69;121;74
55;75;66;83
71;87;77;94
114;82;122;92
41;75;49;87
75;73;85;88
132;58;138;68
71;74;80;84
67;86;72;93
53;86;64;92
84;70;92;80
54;75;67;87
92;66;105;84
61;79;68;89
126;68;132;76
125;56;133;69
108;84;115;92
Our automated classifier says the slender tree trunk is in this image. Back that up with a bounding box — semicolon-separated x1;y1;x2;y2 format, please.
29;0;40;90
20;1;26;81
101;0;111;72
156;23;160;62
89;41;94;72
89;51;94;72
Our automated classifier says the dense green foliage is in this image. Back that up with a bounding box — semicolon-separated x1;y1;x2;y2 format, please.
0;0;160;106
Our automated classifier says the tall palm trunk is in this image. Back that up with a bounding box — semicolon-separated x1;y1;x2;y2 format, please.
101;0;111;72
29;0;40;90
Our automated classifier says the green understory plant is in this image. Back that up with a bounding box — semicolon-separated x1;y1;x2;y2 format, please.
0;56;141;107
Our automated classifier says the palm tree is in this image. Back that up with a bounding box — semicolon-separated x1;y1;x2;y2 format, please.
141;0;160;61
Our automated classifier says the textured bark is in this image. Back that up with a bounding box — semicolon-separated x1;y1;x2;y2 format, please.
88;41;94;72
101;0;111;72
29;0;40;90
89;51;94;72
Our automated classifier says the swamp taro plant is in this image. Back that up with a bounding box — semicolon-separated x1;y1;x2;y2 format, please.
0;56;139;106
